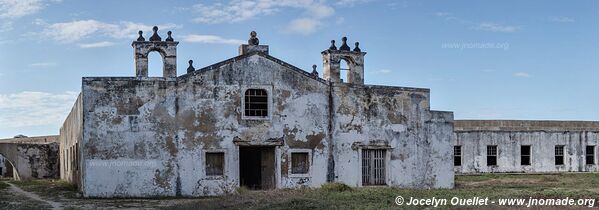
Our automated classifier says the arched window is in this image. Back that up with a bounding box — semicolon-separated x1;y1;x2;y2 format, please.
244;89;268;117
340;59;350;83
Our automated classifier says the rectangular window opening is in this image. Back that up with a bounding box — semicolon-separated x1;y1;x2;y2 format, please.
487;145;497;166
244;89;268;117
586;146;595;165
362;149;386;185
521;145;531;166
206;152;225;176
555;145;564;165
291;152;309;174
453;146;462;166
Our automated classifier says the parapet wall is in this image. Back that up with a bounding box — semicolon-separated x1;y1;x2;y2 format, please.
455;120;599;132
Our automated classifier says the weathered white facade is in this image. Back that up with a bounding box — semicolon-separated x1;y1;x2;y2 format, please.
454;120;599;173
0;135;59;180
59;28;454;197
0;154;6;177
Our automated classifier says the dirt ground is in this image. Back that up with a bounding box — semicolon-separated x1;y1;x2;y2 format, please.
2;173;599;209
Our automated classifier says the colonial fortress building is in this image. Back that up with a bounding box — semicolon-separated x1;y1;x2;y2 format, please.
52;27;599;198
58;27;454;197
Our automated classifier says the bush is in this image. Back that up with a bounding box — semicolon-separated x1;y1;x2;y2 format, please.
320;182;353;192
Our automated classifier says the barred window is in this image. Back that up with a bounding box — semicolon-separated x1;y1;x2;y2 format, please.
521;145;531;166
487;145;497;166
291;152;309;174
362;149;386;185
244;89;268;117
206;152;224;176
453;146;462;166
555;145;564;165
586;146;595;165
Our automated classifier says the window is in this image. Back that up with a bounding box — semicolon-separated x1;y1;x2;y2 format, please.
362;149;386;185
521;145;531;166
244;89;268;117
206;152;224;176
453;146;462;166
555;145;564;165
486;145;497;166
586;146;595;165
291;152;309;174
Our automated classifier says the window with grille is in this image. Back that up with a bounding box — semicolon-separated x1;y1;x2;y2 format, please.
244;89;268;117
206;152;224;176
362;149;386;185
453;146;462;166
487;145;497;166
555;145;564;165
586;146;595;165
521;145;531;165
291;152;309;174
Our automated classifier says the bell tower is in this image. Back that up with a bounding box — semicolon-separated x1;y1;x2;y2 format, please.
321;37;366;84
132;26;179;78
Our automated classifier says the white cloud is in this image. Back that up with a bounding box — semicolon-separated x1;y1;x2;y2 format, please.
39;20;179;43
191;0;351;35
182;34;244;45
335;0;372;7
0;91;79;128
513;72;531;78
475;22;520;33
549;16;575;23
0;0;43;18
78;41;115;48
285;18;321;35
376;69;391;74
29;62;56;67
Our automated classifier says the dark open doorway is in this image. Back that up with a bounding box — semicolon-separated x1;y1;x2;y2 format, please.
239;146;275;190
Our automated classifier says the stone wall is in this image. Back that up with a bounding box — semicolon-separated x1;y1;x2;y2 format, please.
59;93;83;185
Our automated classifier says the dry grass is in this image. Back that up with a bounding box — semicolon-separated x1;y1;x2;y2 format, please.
3;173;599;209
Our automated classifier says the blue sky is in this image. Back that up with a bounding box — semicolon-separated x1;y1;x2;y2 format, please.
0;0;598;138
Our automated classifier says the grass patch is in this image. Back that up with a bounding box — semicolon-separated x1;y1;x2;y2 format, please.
320;182;353;192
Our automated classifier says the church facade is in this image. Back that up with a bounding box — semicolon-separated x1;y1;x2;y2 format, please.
59;27;454;197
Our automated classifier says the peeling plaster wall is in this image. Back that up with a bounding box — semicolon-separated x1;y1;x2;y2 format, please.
59;93;82;185
0;154;5;176
176;54;331;196
82;78;178;197
331;84;454;188
77;52;454;197
454;120;599;173
0;142;58;180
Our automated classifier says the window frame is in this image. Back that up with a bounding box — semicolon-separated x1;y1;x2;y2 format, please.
288;149;311;177
586;145;595;165
453;146;462;166
241;86;272;120
521;145;531;166
555;145;565;166
361;149;388;186
486;145;498;166
204;150;226;177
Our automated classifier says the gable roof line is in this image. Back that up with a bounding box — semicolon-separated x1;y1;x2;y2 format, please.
177;51;328;84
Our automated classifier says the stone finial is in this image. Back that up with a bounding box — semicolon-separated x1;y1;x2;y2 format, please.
329;40;337;50
248;31;259;45
137;30;145;41
311;64;319;78
166;31;174;42
187;60;195;73
149;26;162;41
353;42;361;52
340;37;350;51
